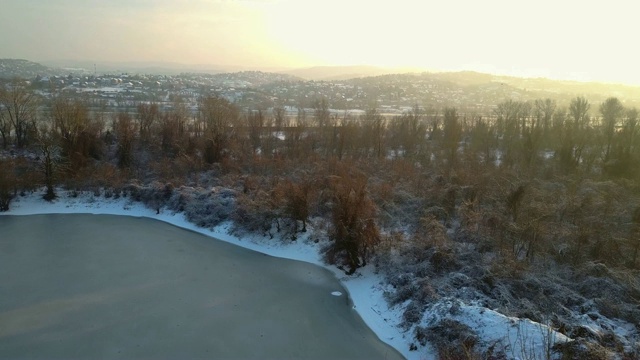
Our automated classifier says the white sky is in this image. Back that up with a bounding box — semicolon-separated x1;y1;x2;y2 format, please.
0;0;638;84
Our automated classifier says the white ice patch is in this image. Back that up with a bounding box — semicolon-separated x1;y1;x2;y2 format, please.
331;291;342;296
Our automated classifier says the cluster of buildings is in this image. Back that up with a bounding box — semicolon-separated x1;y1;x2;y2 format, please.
7;64;628;118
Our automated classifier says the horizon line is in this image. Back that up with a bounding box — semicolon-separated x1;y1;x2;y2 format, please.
3;57;640;88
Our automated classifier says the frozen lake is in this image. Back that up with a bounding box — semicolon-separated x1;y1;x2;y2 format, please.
0;214;403;359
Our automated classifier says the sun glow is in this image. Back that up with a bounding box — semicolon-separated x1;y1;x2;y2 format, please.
1;0;639;84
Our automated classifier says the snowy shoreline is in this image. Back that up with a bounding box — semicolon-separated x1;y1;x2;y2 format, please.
1;190;420;360
2;190;584;360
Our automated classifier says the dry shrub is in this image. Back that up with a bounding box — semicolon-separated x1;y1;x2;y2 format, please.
375;231;405;261
92;162;123;188
489;254;529;280
390;158;418;180
458;198;481;236
325;167;381;274
149;156;193;185
233;187;282;237
282;179;311;233
607;268;640;298
418;214;450;248
553;339;611;360
430;249;459;274
420;319;481;360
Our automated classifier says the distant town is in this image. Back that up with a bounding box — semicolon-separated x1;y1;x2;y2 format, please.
3;58;640;119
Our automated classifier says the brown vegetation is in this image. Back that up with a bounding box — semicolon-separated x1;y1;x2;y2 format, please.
1;85;639;357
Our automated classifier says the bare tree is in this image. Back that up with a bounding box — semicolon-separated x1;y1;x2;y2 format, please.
468;116;495;165
0;80;38;148
534;98;556;145
313;97;331;156
557;96;591;169
136;102;160;144
326;169;380;275
284;179;311;233
287;105;307;158
0;106;11;149
363;105;386;158
622;108;639;156
443;107;462;168
273;105;286;133
600;97;624;162
494;100;530;167
158;100;188;156
569;96;591;126
630;207;640;268
246;109;265;155
198;96;239;164
50;96;102;170
0;159;16;211
113;112;136;168
36;126;63;201
271;105;287;155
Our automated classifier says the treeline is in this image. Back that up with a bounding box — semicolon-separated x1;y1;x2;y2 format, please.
2;78;640;273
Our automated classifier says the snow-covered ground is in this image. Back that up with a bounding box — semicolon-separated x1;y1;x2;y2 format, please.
1;189;575;360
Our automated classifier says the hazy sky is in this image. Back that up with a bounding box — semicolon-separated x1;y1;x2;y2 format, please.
1;0;638;84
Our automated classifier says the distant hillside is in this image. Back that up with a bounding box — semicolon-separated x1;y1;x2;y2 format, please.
183;71;303;87
280;66;640;106
41;60;233;76
5;57;640;109
41;60;290;76
0;59;58;79
431;71;640;106
282;65;422;81
344;71;640;108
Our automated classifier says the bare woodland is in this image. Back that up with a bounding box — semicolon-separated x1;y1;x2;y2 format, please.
1;77;640;359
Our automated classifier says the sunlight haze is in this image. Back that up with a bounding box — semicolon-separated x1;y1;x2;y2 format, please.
0;0;637;84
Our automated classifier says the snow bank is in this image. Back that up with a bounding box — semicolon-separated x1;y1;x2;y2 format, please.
421;299;570;359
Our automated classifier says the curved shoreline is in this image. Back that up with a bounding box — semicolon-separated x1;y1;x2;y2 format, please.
0;191;416;360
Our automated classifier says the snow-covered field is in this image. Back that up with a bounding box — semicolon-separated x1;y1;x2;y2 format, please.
2;189;575;360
